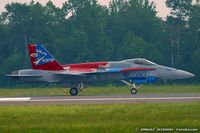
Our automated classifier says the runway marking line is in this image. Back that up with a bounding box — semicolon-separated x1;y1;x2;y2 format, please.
0;97;200;102
0;97;31;102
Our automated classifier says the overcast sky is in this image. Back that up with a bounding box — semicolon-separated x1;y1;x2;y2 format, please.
0;0;170;18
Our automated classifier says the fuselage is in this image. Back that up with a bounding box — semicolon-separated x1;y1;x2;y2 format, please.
10;58;195;84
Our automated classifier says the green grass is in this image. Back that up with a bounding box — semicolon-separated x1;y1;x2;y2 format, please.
0;85;200;96
0;103;199;133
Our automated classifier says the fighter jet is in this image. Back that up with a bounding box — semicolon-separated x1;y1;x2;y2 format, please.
6;43;195;96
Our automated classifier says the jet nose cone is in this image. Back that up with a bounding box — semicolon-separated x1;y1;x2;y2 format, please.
176;70;195;79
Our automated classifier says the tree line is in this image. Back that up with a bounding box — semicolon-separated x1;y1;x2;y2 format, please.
0;0;199;86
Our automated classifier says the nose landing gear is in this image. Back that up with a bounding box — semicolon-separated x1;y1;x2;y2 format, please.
130;88;137;94
121;80;142;95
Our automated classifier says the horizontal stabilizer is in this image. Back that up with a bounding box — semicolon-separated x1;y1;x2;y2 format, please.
6;74;42;77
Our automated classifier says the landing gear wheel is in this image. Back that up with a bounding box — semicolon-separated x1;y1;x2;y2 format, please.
70;87;78;96
131;88;137;95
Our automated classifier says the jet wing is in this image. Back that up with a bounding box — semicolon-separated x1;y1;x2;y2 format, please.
7;67;155;77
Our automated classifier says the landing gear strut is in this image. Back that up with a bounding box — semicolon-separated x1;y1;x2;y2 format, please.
121;80;142;95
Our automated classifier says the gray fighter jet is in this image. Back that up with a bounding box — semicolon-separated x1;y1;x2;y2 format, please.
7;43;195;96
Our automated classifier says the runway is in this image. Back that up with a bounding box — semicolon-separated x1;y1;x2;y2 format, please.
0;93;200;105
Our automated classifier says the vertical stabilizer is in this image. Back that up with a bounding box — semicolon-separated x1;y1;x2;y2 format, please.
27;43;64;71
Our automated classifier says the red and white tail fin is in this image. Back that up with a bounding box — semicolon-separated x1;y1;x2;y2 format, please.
27;43;64;71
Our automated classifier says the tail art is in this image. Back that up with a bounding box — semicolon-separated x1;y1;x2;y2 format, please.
27;43;64;71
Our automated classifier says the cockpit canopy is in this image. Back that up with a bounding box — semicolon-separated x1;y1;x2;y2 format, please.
122;58;156;65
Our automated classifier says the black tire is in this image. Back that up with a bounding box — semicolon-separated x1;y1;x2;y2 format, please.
131;88;137;95
70;87;78;96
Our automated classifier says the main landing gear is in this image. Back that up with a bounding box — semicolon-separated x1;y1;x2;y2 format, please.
70;87;78;96
69;83;85;96
121;80;142;95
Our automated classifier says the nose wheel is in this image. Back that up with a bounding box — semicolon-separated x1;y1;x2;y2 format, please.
131;88;137;94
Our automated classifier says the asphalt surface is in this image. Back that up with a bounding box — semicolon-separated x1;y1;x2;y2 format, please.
0;93;200;105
